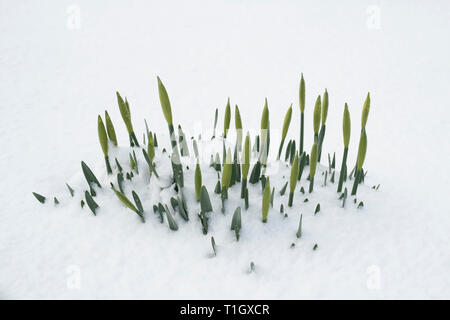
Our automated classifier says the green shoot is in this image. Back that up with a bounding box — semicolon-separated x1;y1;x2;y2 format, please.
299;73;305;155
288;154;299;207
262;177;271;223
277;104;292;160
104;110;118;146
231;207;242;241
309;143;318;193
32;192;46;204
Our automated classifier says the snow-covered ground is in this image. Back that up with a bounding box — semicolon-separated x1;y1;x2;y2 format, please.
1;0;449;299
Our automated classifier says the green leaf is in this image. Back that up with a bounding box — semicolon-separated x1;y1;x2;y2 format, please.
132;191;144;214
309;143;318;178
214;153;221;172
299;73;305;113
231;207;242;241
313;95;322;135
117;173;124;193
115;157;123;173
157;203;165;223
142;148;159;178
321;89;329;126
85;191;99;215
112;187;144;222
170;197;178;210
199;211;209;235
282;104;293;140
104;110;118;146
97;115;108;156
66;183;75;197
296;214;303;238
132;150;139;174
178;125;189;157
200;186;213;213
261;98;269;130
289;140;296;164
235;105;243;150
177;195;189;221
270;187;274;208
290;154;299;193
81;161;101;189
221;148;232;188
164;205;178;231
314;203;321;215
153;132;158;147
211;236;217;255
129;153;135;170
148;134;155;162
249;161;261;184
195;161;202;202
343;103;351;148
116;92;133;133
214;180;221;194
32;192;46;204
356;128;368;171
224;98;231;138
262;177;271;223
285;140;292;162
241;133;250;179
157;76;173;125
298;151;306;181
279;181;288;196
361;93;370;128
212;108;218;139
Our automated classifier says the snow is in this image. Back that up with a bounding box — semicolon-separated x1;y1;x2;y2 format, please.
1;0;450;299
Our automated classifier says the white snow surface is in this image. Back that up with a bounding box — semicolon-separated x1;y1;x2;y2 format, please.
1;0;450;299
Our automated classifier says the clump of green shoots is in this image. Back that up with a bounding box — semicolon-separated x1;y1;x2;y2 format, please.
116;92;139;147
262;177;271;223
97;115;112;174
277;104;292;160
288;154;299;207
309;143;318;193
337;103;351;192
317;89;328;162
